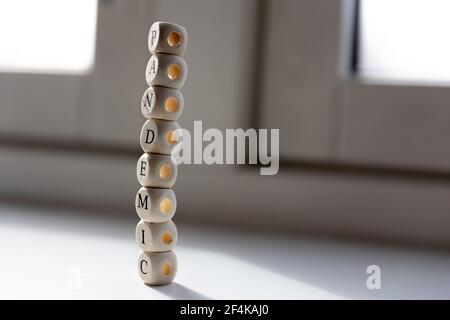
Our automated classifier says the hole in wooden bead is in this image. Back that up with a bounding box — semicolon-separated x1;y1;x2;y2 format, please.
164;97;179;113
159;165;171;179
161;263;172;276
160;198;173;214
167;31;182;47
167;64;181;80
161;232;173;245
165;131;177;145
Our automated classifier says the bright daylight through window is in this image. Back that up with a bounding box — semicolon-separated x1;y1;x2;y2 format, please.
358;0;450;84
0;0;97;74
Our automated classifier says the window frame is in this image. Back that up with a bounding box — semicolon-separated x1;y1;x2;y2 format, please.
338;0;450;171
260;0;450;172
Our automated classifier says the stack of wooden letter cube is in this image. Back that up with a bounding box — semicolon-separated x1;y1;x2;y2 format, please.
136;22;187;285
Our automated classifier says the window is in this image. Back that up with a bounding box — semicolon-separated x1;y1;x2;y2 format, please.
358;0;450;84
0;0;97;74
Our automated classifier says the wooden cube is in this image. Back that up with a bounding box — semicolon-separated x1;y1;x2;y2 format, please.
141;86;184;121
148;21;187;56
137;153;177;188
140;118;181;155
138;251;177;285
135;187;176;222
136;220;178;252
145;53;187;89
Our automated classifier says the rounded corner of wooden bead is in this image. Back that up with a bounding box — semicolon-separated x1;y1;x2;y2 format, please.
136;153;178;188
140;119;181;155
135;187;177;222
140;86;184;120
138;251;177;285
148;21;187;56
145;54;188;89
136;220;178;252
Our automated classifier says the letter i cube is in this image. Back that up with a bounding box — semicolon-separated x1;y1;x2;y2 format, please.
136;22;187;286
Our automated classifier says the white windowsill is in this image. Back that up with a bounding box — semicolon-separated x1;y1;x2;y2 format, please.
1;203;450;299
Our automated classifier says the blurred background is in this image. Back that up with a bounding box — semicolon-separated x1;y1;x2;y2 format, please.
1;0;450;299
